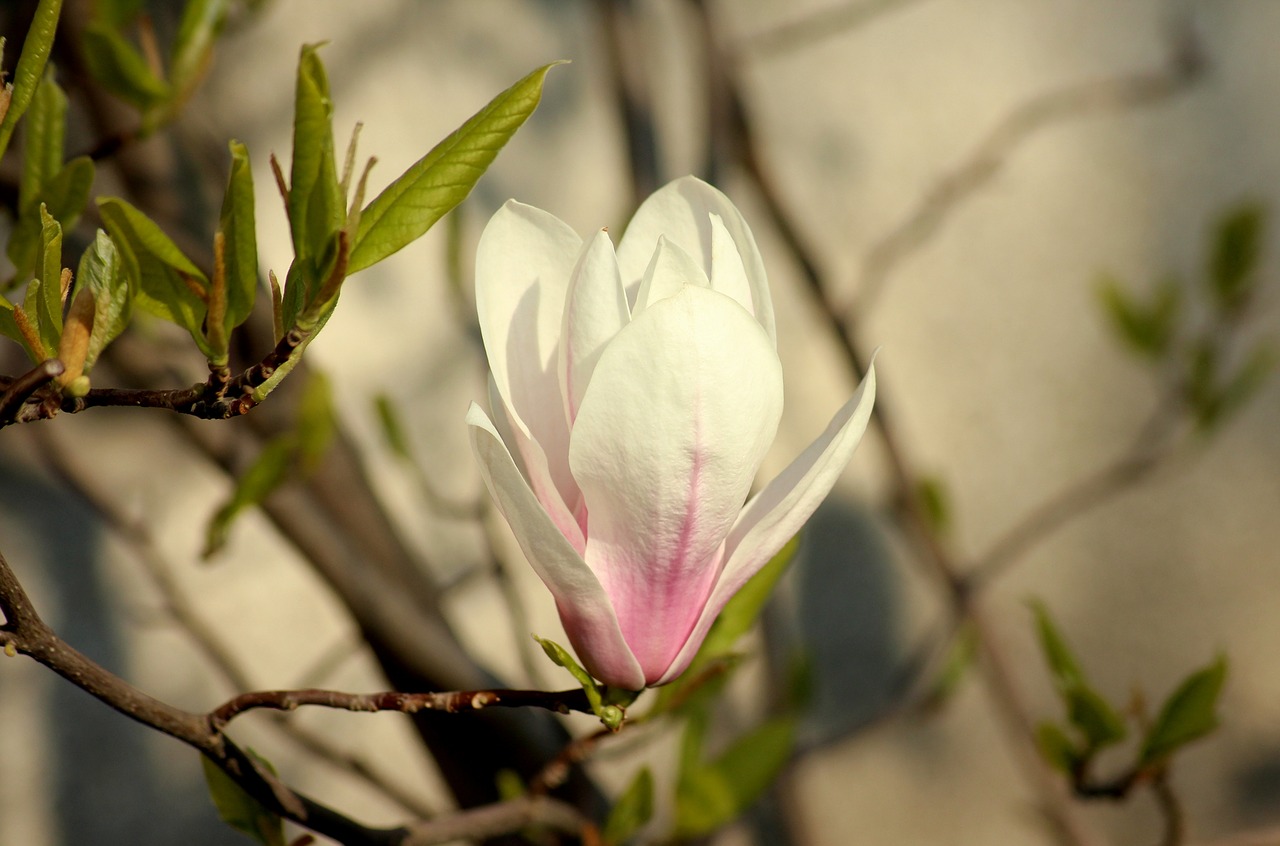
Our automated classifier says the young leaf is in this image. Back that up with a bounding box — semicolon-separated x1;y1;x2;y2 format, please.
167;0;230;109
98;197;211;354
19;65;67;211
75;230;133;370
200;753;286;846
1096;272;1178;359
219;140;258;336
1031;600;1126;750
675;715;796;838
0;0;64;159
34;205;64;353
79;21;170;112
695;535;799;665
1208;204;1264;314
347;61;566;273
373;393;412;460
204;437;295;558
1138;656;1227;769
1036;722;1079;775
532;634;604;715
602;768;654;846
294;370;334;470
286;45;343;270
8;156;95;278
0;295;30;354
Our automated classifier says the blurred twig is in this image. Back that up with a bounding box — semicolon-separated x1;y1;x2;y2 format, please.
740;0;933;58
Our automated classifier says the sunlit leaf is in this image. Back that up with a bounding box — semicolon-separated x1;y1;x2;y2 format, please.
18;65;67;211
0;0;64;159
98;197;211;354
1031;600;1126;751
347;61;565;273
75;230;133;370
219;140;258;336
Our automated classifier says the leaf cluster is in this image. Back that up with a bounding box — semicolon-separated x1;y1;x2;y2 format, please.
1031;601;1226;797
1097;204;1275;433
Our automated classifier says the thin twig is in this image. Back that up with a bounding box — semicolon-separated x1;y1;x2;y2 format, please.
0;359;63;422
740;0;934;58
0;546;597;844
211;686;592;730
850;22;1205;313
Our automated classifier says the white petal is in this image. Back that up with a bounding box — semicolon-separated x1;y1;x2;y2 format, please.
559;230;630;424
475;200;582;516
655;362;876;685
631;236;709;316
616;176;775;344
569;286;783;682
708;213;753;317
467;403;644;690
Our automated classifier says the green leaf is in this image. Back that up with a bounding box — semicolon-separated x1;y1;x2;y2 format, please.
9;156;94;278
281;43;344;329
1215;343;1276;424
712;715;795;809
1031;600;1126;750
675;715;796;838
1096;272;1179;359
168;0;230;107
1065;685;1127;750
79;21;171;111
1208;204;1264;314
1036;722;1079;775
602;768;654;846
219;140;258;337
1138;656;1227;769
348;61;565;273
0;0;64;160
916;475;951;535
200;753;286;846
75;230;133;370
532;634;604;715
0;294;28;353
294;370;334;469
204;437;295;558
697;535;799;665
373;393;412;460
98;197;211;353
34;205;64;354
18;65;67;211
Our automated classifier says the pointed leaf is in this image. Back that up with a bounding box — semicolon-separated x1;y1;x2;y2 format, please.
1208;204;1264;314
79;21;171;111
1097;272;1178;359
18;65;67;211
168;0;229;105
1036;722;1080;775
9;156;94;277
75;230;132;370
294;370;334;469
712;715;796;810
697;535;799;665
204;438;295;558
602;768;654;846
219;140;258;335
1032;600;1127;750
283;44;343;327
0;295;28;353
1139;656;1227;769
0;0;64;159
200;753;285;846
347;62;565;273
98;197;210;353
34;205;64;353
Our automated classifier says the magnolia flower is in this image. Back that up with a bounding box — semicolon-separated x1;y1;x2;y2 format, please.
467;176;875;690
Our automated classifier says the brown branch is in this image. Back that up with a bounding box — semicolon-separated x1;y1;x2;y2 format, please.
0;545;596;844
0;358;63;422
211;686;593;730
